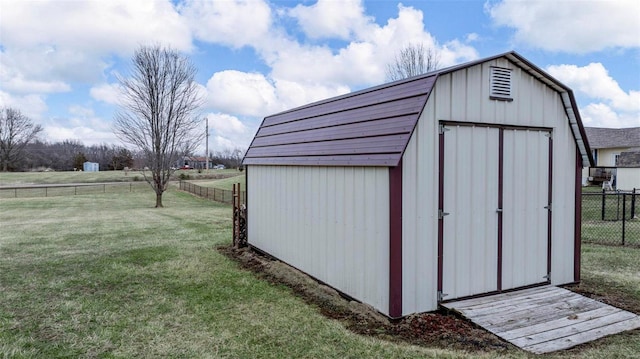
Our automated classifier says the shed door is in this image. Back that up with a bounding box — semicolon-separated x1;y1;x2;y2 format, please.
441;125;500;300
501;129;550;290
439;124;551;301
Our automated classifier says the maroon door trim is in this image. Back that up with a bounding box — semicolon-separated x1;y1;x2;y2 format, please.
438;123;554;301
574;150;582;282
437;131;445;295
389;160;403;318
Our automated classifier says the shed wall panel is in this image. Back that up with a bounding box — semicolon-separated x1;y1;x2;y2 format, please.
617;168;640;190
433;61;577;287
551;118;578;285
247;165;390;313
433;60;560;128
401;104;440;314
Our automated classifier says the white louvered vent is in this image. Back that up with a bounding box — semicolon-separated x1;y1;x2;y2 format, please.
490;66;513;101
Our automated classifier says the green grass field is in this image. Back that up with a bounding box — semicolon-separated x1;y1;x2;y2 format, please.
1;183;639;357
0;169;242;186
191;173;245;191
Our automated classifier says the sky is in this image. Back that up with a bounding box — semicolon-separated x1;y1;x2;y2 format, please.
0;0;639;154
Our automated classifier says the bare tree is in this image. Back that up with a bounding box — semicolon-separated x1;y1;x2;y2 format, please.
386;43;440;81
0;108;43;171
114;44;203;207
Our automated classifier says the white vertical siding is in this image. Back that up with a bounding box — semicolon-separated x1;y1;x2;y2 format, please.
502;129;550;290
442;125;500;300
550;121;578;285
247;165;390;313
434;59;558;128
617;168;640;191
403;58;579;313
433;60;578;286
402;106;440;314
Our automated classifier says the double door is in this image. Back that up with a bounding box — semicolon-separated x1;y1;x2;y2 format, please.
439;124;551;301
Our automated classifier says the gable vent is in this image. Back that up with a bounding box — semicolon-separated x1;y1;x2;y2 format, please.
490;66;513;101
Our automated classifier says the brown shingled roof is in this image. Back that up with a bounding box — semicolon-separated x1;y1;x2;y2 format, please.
584;127;640;149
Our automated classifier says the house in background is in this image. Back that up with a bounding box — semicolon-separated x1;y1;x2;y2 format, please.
243;51;592;318
177;156;212;169
583;127;640;187
83;161;99;172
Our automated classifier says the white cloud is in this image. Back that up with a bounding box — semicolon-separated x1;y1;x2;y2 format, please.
0;0;192;88
90;83;123;105
288;0;372;39
266;4;477;87
547;63;640;127
179;0;272;48
44;125;119;146
0;91;48;120
204;70;350;118
206;113;256;151
207;113;247;136
0;1;192;53
68;105;95;118
487;0;640;53
205;71;279;117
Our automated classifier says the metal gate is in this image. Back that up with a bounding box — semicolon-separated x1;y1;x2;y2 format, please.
438;123;551;301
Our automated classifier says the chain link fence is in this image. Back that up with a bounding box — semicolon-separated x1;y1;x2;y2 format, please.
179;180;245;205
582;189;640;246
0;182;150;199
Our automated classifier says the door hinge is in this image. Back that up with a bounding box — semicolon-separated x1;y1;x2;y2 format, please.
438;209;450;219
438;291;449;302
544;203;552;211
544;132;552;139
439;124;450;134
543;273;551;281
496;208;503;213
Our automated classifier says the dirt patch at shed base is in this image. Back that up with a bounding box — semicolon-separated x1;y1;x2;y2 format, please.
218;245;511;354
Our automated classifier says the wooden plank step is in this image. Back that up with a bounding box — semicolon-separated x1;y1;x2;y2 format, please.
524;316;640;354
497;305;621;339
441;286;640;354
511;310;637;347
442;285;552;309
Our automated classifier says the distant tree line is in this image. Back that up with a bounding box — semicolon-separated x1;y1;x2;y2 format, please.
19;140;134;172
209;148;245;169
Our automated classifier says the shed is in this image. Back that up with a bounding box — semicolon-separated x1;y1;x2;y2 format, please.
242;51;593;318
617;149;640;190
83;161;99;172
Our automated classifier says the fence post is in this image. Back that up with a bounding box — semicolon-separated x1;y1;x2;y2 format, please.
632;188;637;219
622;193;626;245
616;190;620;221
601;189;606;220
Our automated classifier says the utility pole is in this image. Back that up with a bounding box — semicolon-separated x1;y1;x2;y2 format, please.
205;117;209;170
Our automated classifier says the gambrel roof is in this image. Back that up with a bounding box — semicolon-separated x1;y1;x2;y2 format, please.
244;51;593;167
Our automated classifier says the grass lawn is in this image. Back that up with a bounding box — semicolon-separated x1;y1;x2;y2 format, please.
0;190;462;358
1;188;638;358
192;173;245;191
0;169;242;186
